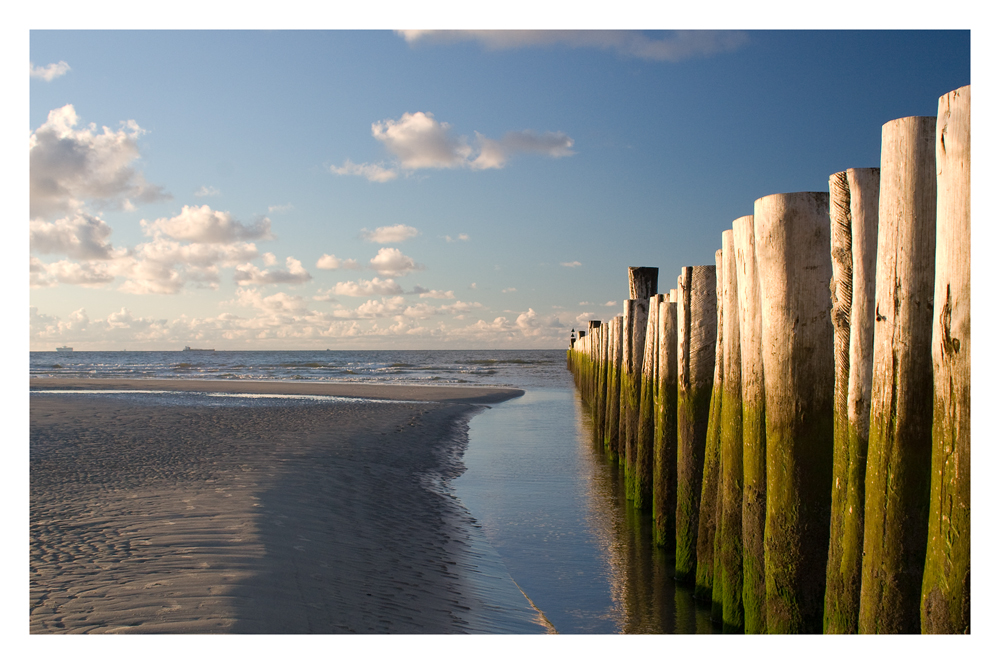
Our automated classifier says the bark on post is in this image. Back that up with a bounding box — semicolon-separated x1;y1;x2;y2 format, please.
859;116;937;634
654;292;679;551
823;167;880;634
636;294;664;509
754;191;834;634
717;229;744;632
675;265;717;584
733;215;766;634
921;85;971;635
605;315;624;460
696;250;725;601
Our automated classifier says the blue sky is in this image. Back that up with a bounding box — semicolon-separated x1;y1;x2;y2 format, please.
26;26;971;350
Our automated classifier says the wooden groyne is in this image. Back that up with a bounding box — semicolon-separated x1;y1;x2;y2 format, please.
566;85;971;634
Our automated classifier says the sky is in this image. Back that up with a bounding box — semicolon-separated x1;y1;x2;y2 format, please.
24;23;973;350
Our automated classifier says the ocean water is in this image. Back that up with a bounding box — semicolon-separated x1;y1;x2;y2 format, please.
30;349;716;634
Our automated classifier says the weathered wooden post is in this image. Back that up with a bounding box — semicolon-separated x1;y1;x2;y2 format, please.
636;294;663;509
696;250;725;602
755;191;834;633
921;85;970;635
716;229;744;632
595;321;610;447
823;167;881;634
587;320;602;409
605;315;624;460
675;265;717;584
858;116;937;634
654;291;679;551
733;215;766;634
622;267;658;498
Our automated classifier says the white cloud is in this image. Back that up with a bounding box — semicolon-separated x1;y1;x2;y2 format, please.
604;300;618;307
472;130;574;170
233;256;312;286
30;104;170;220
360;224;419;243
502;287;517;293
369;247;423;276
445;233;470;242
233;287;310;314
397;30;750;62
31;258;117;288
516;308;564;337
30;213;121;260
316;254;361;270
332;277;403;297
194;185;221;197
331;159;398;182
560;261;583;268
142;205;273;244
117;236;260;295
30;61;71;81
417;289;455;299
470;282;477;290
268;203;294;213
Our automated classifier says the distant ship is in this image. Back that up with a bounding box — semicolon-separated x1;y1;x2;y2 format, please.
183;346;215;352
56;346;73;353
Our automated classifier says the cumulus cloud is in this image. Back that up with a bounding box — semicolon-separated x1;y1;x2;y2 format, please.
360;224;419;243
31;258;117;288
604;300;618;307
516;308;564;336
369;247;423;276
331;159;398;183
142;205;273;244
268;203;294;213
397;30;750;62
331;277;403;297
417;289;455;299
30;104;170;220
30;213;121;260
233;287;310;314
316;254;361;270
233;256;311;286
30;61;71;81
119;235;261;294
560;261;582;268
334;111;574;181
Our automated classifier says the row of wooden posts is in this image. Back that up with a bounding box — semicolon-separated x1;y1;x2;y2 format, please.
566;85;970;634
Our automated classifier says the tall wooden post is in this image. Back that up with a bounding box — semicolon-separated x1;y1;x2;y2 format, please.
636;294;664;509
675;265;717;584
823;167;880;634
622;268;658;499
716;229;744;632
755;191;834;633
654;291;679;551
733;215;766;634
696;250;725;601
921;85;971;635
595;321;610;446
859;116;937;634
605;315;624;460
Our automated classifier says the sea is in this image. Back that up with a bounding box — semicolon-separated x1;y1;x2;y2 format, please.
29;349;718;634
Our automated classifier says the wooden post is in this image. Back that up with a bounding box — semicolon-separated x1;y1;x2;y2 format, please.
696;250;725;602
636;294;663;509
654;291;679;551
622;268;658;499
733;215;766;634
675;265;717;584
716;229;744;632
859;116;937;634
755;191;834;633
595;321;610;447
921;85;970;635
605;315;624;460
823;167;881;634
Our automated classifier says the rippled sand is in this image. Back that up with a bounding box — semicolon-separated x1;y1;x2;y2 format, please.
29;379;545;634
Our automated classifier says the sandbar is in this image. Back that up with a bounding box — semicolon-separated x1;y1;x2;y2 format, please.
29;380;547;634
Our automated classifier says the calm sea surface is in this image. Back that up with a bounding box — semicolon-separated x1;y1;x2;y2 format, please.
29;349;717;634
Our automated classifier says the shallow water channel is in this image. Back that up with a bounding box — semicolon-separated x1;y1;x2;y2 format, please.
454;388;720;634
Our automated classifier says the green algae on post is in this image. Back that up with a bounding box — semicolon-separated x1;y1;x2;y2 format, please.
695;250;725;602
754;191;834;633
605;315;624;460
674;265;717;585
635;294;663;510
823;167;880;634
717;230;744;632
921;85;971;635
653;294;678;551
621;298;643;494
859;116;937;634
733;215;766;634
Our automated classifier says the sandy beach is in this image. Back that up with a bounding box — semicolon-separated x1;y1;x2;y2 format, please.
29;379;548;634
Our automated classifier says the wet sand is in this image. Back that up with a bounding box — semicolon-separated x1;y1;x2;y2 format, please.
29;379;547;634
